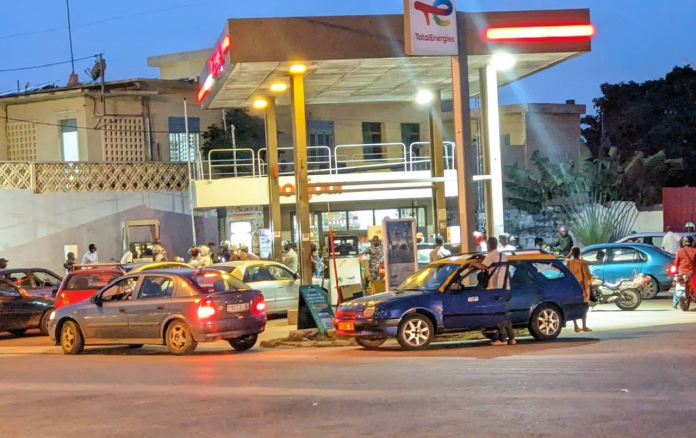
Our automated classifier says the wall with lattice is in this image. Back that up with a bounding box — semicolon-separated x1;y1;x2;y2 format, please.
6;122;38;161
101;117;146;162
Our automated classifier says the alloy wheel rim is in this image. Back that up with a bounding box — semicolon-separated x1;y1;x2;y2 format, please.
62;327;75;349
169;325;188;351
537;309;560;335
403;319;430;346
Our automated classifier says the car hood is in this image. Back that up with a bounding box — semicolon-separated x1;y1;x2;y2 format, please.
341;289;429;308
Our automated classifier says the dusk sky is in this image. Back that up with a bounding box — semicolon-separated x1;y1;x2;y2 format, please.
1;0;693;112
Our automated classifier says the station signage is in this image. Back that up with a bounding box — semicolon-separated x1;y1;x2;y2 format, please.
197;35;232;103
404;0;459;56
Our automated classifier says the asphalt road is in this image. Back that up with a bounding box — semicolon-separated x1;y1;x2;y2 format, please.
1;298;695;438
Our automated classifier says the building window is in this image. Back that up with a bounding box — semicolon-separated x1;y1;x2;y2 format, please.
168;117;200;162
401;123;420;147
308;120;335;169
375;209;400;224
7;122;37;161
321;212;347;232
61;119;79;161
362;122;383;160
501;133;511;147
400;207;426;227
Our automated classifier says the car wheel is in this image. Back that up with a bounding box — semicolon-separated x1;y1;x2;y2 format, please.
679;297;691;311
60;321;84;355
529;305;562;341
356;337;387;349
8;329;27;336
615;288;642;311
165;321;198;355
396;314;434;350
228;334;258;352
641;277;660;300
39;311;51;336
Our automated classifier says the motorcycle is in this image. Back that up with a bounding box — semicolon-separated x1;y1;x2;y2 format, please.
590;274;645;311
674;274;696;311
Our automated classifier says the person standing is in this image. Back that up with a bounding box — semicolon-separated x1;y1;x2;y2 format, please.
662;225;681;255
499;235;516;251
361;236;383;280
672;235;696;309
283;242;299;272
0;258;7;270
472;237;515;346
474;231;487;252
63;253;76;273
81;244;98;265
429;235;451;262
566;247;592;332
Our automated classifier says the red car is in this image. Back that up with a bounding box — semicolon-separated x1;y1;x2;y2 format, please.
55;269;123;309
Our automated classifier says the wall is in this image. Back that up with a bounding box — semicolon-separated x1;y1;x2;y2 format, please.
524;105;584;162
0;189;217;274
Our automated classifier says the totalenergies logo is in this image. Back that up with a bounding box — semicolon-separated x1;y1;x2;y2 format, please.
414;0;454;27
280;178;342;200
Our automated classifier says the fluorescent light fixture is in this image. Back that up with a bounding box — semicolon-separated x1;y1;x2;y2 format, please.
491;53;516;71
415;90;434;105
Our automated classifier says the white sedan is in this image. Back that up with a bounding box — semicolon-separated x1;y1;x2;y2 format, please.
206;261;325;313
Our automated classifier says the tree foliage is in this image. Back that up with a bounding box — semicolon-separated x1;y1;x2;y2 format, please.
201;109;265;157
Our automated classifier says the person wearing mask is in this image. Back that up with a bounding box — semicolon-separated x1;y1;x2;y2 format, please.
0;258;7;270
499;235;516;251
283;242;299;272
662;226;681;255
672;235;696;309
566;247;592;332
63;253;76;273
82;244;98;265
361;236;383;280
429;235;451;262
472;237;514;346
547;225;573;257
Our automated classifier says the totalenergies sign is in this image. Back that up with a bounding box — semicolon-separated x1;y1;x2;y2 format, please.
404;0;458;56
197;35;232;103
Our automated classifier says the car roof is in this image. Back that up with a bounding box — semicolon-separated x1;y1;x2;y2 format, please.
68;269;122;276
126;268;198;276
430;250;558;266
583;242;661;251
214;260;280;268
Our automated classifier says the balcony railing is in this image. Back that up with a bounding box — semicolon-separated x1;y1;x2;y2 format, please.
0;161;189;193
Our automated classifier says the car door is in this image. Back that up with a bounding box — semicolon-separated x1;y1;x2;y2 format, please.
266;264;299;312
581;248;606;281
507;262;544;326
442;266;507;330
127;275;175;340
81;277;139;340
0;281;24;330
604;247;645;283
242;266;278;311
31;270;62;297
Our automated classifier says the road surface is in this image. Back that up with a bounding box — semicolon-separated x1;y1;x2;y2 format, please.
0;298;694;438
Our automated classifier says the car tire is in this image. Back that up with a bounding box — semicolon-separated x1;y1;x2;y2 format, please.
8;329;27;336
228;334;258;352
356;337;387;349
529;305;563;341
165;321;198;355
641;277;660;300
39;311;51;336
615;288;642;311
679;297;691;311
60;321;84;355
396;314;434;350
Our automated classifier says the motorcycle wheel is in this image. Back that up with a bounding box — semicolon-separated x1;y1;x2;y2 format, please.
678;297;691;312
615;288;642;311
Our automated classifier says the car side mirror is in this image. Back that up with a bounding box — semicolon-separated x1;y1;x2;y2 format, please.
90;295;102;306
293;272;299;280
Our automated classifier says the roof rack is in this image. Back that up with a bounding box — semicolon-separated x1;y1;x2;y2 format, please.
69;263;125;271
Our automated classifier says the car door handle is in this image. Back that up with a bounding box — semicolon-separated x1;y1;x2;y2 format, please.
156;305;165;310
492;295;503;301
119;308;127;313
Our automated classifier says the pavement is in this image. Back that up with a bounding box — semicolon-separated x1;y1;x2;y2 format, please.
0;296;695;437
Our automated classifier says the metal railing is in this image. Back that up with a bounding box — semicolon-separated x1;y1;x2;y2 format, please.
207;148;257;179
335;143;408;174
408;141;456;171
257;146;333;176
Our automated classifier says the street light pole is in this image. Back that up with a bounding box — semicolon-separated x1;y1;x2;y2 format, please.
264;96;283;262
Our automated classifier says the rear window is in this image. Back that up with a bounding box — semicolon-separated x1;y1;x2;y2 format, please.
65;273;120;290
189;272;249;294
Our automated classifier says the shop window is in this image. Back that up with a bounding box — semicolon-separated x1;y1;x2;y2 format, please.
375;209;400;225
321;212;347;232
348;211;375;230
168;117;200;162
362;122;383;160
308;120;335;169
400;207;426;227
501;133;511;147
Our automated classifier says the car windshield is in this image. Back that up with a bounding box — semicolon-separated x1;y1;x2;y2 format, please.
190;272;249;294
397;264;460;291
65;273;120;290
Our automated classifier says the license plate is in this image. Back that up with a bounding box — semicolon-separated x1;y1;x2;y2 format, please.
227;303;249;313
338;322;355;331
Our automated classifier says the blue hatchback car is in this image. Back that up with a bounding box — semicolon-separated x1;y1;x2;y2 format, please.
580;243;673;299
334;252;588;350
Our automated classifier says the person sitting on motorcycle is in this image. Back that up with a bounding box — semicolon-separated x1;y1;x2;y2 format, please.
547;225;574;257
672;235;696;308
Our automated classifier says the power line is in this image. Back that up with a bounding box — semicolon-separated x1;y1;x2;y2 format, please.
0;2;205;41
6;116;185;135
0;55;96;73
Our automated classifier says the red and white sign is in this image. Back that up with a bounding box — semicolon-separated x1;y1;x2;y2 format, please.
404;0;459;56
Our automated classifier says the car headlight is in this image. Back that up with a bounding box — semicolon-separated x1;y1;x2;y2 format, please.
49;311;56;321
363;306;375;318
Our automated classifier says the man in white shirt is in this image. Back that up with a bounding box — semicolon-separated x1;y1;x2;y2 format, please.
499;235;516;252
283;243;299;273
429;236;452;262
81;244;98;264
662;226;681;255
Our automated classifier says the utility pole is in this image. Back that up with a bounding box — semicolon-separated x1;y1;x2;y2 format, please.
66;0;79;86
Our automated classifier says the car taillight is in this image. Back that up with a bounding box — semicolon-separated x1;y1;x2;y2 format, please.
335;308;343;319
668;265;677;275
251;295;266;314
197;298;216;319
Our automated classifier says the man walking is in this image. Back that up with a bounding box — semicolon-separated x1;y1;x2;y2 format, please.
361;235;383;280
81;244;98;265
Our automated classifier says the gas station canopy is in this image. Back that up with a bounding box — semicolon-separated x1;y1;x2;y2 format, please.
197;9;593;108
